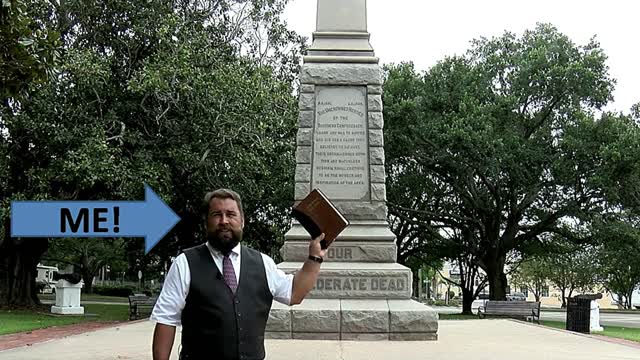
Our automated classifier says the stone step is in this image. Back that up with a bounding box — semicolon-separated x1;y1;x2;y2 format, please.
280;240;397;263
266;299;438;341
277;262;412;299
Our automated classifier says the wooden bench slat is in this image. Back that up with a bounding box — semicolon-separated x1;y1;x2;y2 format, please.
128;295;158;320
478;300;541;323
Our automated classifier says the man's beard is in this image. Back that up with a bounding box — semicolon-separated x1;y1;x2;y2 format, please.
207;226;242;255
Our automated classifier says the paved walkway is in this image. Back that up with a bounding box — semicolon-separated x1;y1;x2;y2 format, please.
0;320;638;360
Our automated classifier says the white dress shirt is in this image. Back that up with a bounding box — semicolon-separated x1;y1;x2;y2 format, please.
150;242;293;327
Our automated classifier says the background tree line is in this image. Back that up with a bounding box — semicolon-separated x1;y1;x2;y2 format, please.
1;0;303;305
383;24;640;313
1;1;638;310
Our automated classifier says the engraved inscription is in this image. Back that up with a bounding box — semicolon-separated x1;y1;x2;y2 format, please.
315;277;406;292
312;86;369;200
326;247;353;260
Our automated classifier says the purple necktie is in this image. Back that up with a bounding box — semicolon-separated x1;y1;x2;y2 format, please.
223;254;237;294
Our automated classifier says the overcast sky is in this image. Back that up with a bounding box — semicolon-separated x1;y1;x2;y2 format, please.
283;0;639;114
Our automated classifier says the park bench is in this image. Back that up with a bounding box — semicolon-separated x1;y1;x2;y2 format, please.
478;300;541;324
128;294;158;320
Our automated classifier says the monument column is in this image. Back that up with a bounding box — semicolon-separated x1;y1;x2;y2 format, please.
267;0;439;341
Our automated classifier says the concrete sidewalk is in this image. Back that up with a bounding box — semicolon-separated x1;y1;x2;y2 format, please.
1;319;638;360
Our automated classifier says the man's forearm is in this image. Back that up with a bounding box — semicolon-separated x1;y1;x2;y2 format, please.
153;323;176;360
290;259;322;304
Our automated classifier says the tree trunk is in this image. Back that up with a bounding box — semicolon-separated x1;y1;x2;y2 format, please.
560;288;567;308
82;269;94;294
485;253;508;300
461;288;474;315
0;222;48;307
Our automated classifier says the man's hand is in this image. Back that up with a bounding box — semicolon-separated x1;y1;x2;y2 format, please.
309;233;327;258
290;233;326;305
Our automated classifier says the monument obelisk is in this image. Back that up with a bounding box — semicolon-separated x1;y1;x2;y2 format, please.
267;0;438;340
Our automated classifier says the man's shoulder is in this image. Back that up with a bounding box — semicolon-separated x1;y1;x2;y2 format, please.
182;243;207;255
241;245;276;264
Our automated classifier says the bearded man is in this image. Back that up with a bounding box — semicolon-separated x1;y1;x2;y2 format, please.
151;189;326;360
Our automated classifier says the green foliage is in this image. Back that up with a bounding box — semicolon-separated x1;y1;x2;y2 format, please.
1;0;303;305
594;217;640;309
0;0;60;101
511;257;550;301
44;238;126;292
383;23;639;299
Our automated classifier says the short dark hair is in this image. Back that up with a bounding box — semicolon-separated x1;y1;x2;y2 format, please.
202;189;244;219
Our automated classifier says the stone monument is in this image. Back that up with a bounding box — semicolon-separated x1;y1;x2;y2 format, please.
51;280;84;315
266;0;438;340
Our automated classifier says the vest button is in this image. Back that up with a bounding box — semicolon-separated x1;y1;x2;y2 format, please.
237;312;241;317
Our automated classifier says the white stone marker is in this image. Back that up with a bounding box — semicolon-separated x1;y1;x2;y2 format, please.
51;280;84;315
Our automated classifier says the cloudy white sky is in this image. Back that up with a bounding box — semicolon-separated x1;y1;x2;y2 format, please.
283;0;639;114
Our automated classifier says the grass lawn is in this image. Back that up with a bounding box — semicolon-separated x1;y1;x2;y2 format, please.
38;293;128;303
0;304;129;336
541;320;640;343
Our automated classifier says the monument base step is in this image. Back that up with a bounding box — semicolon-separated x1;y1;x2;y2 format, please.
266;299;438;341
277;262;412;299
51;306;85;315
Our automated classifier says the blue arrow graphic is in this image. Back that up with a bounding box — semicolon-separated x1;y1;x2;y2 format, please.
10;184;180;254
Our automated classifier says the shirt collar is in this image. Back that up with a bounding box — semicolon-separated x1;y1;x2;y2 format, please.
206;242;241;258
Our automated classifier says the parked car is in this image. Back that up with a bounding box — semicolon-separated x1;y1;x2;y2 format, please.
36;263;59;294
506;292;527;301
471;293;490;313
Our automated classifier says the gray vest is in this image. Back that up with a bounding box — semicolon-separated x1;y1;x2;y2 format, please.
181;244;273;360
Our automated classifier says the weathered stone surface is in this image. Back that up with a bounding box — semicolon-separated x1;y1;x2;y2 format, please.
293;332;340;340
301;84;315;93
312;85;369;200
368;111;383;129
294;182;310;201
296;146;312;164
316;0;366;32
299;93;315;111
334;201;387;220
278;263;412;299
291;299;341;333
295;164;311;183
370;147;385;165
267;301;291;333
369;129;384;147
368;95;382;112
301;63;382;85
370;165;386;183
341;333;389;341
389;333;438;341
285;221;396;241
341;300;389;333
297;128;313;146
280;241;397;263
388;300;439;333
298;111;314;128
367;84;382;95
265;332;292;339
371;183;386;201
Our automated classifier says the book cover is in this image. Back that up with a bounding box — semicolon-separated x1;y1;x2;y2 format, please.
291;188;349;249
